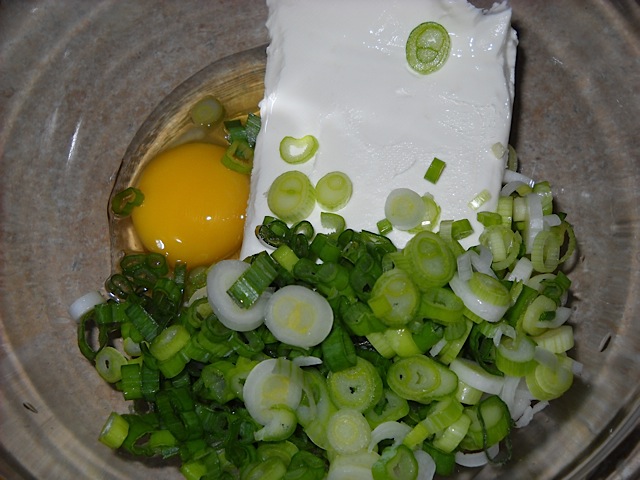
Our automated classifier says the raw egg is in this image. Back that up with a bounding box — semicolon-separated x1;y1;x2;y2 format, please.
131;142;249;268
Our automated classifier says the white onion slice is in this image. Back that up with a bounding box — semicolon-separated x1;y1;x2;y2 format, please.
68;291;105;322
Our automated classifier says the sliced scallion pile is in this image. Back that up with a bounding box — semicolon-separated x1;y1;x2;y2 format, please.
75;139;579;479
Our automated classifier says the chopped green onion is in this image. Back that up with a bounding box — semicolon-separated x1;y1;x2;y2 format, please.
387;355;458;403
271;244;300;273
207;259;271;332
532;325;574;354
364;389;410;429
368;269;420;327
221;139;253;174
384;188;426;231
469;189;492;210
451;219;474;240
327;409;372;455
432;413;471;453
279;134;319;164
449;358;504;395
526;354;574;400
125;303;160;342
321;211;346;234
94;346;127;383
99;412;130;449
491;142;507;160
315;171;352;211
424;157;446;184
111;187;144;216
265;284;334;348
190;96;225;127
406;22;451;75
403;231;456;290
149;324;191;362
267;171;316;223
243;358;303;436
328;357;383;412
459;395;511;452
383;328;422;357
243;458;288;480
372;444;418;480
284;450;327;480
477;211;503;227
244;113;261;148
418;287;464;325
377;218;393;235
449;272;511;323
531;230;561;273
226;251;279;309
120;363;143;400
495;334;537;377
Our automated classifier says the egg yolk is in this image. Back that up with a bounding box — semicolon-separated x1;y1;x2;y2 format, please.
131;142;249;268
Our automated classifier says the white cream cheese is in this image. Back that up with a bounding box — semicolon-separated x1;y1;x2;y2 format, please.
241;0;518;258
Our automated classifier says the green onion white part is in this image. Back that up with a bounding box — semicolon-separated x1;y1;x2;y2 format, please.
384;188;427;231
265;284;334;348
68;290;105;321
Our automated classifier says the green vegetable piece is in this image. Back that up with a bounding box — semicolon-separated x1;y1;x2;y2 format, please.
190;96;225;127
372;444;418;480
424;157;446;184
111;187;144;216
222;139;254;174
406;22;451;75
99;412;130;449
315;171;352;211
267;171;316;223
328;356;383;412
279;134;319;164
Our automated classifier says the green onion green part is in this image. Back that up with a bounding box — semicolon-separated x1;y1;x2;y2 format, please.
315;171;353;211
190;96;225;127
424;157;446;184
111;187;144;216
406;22;451;75
267;171;316;223
279;135;319;164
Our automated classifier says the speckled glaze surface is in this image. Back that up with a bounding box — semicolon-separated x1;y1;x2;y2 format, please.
0;1;638;479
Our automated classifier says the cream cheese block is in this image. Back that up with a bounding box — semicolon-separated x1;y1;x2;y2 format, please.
241;0;518;258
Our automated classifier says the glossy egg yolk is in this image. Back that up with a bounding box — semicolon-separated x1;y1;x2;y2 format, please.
131;142;249;268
